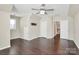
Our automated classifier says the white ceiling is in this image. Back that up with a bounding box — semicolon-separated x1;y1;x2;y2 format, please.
69;4;79;16
0;4;12;12
12;4;70;17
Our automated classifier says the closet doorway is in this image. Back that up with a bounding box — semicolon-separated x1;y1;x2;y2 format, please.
54;21;60;40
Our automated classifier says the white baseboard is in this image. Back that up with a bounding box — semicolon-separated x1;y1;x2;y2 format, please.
0;45;10;50
74;39;79;48
10;37;20;40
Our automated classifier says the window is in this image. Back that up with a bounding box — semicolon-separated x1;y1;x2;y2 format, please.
10;19;16;29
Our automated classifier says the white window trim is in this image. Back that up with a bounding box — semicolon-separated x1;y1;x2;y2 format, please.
10;18;16;30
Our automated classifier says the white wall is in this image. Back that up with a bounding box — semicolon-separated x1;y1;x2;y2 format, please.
20;16;27;39
74;13;79;48
40;15;54;38
20;15;74;40
60;20;68;39
20;14;54;40
68;17;75;40
40;18;47;37
28;15;41;40
10;16;21;39
68;5;79;48
14;14;75;41
20;14;41;40
0;5;12;50
53;16;73;40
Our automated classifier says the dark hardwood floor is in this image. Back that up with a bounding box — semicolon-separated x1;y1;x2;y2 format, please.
0;34;79;55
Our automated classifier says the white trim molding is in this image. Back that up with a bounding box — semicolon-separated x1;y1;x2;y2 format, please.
0;45;10;50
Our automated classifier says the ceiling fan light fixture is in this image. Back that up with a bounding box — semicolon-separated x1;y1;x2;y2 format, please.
32;4;53;15
40;10;45;14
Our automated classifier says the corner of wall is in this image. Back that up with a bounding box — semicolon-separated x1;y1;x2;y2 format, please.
74;39;79;48
0;45;10;50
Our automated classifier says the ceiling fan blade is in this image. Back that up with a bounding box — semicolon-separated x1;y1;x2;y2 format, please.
45;9;54;11
32;8;40;10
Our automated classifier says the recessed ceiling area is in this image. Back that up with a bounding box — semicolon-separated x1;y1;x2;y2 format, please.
12;4;70;17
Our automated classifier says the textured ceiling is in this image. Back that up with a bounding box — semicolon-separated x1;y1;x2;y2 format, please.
12;4;70;17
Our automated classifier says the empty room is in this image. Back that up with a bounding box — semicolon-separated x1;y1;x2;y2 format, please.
0;4;79;55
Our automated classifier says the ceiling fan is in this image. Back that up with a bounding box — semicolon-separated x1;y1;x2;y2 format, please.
32;4;54;14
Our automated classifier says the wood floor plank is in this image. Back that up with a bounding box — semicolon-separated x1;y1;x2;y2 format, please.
0;34;79;55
